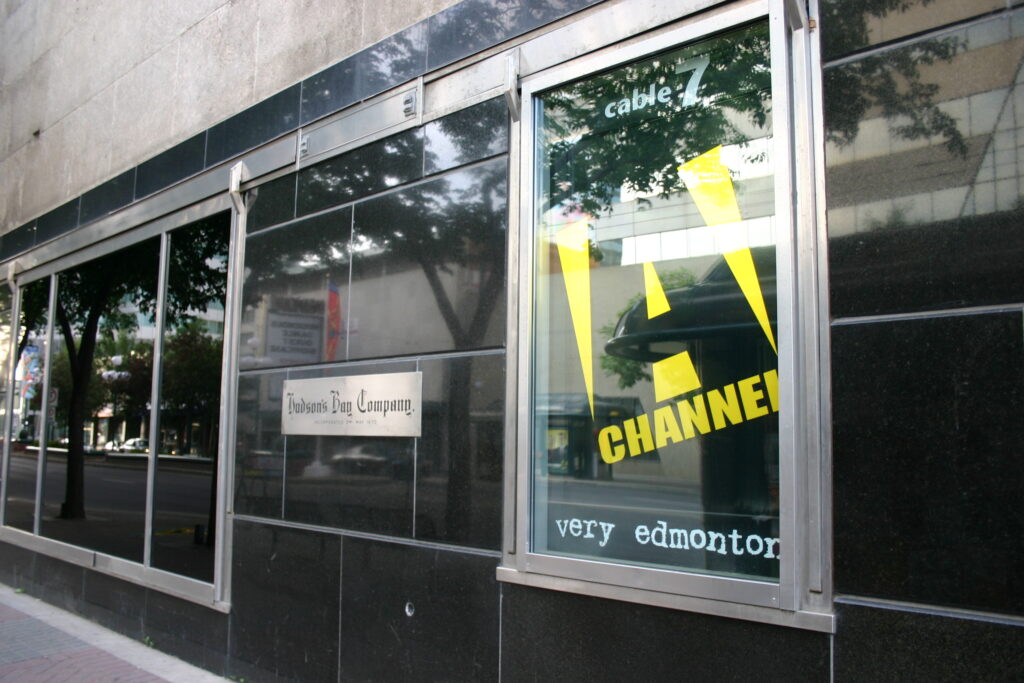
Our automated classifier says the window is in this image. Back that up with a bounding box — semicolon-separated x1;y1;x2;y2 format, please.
502;1;829;628
0;210;231;592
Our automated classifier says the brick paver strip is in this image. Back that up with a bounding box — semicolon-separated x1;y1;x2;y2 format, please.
0;647;169;683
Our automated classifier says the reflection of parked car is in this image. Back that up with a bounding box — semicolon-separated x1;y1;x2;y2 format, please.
331;445;388;471
119;438;148;453
103;440;121;452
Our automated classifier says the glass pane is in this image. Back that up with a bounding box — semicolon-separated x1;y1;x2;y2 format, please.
347;159;507;360
151;213;230;582
0;287;12;508
3;278;50;532
39;238;160;563
282;361;417;537
239;206;352;370
531;23;780;581
235;372;285;518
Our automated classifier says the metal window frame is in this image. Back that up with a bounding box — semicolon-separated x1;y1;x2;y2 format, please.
497;0;833;632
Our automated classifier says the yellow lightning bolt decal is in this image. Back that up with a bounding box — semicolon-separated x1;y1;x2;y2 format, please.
724;249;777;354
555;218;595;418
643;262;671;319
680;146;777;354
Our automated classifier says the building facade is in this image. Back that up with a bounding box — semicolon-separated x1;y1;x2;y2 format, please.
0;0;1021;680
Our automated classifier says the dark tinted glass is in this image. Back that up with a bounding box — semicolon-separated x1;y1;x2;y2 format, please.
79;169;135;225
3;278;50;532
40;238;160;563
282;362;417;536
239;207;353;370
135;133;207;199
151;214;230;582
427;0;600;70
0;223;36;259
827;12;1024;317
820;0;1004;61
347;159;507;361
357;23;427;102
300;60;358;127
423;98;508;175
234;372;285;518
205;85;301;167
248;173;297;233
297;128;424;217
415;353;504;549
36;199;80;243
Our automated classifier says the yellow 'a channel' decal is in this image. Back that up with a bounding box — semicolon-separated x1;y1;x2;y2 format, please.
680;145;777;354
555;218;595;418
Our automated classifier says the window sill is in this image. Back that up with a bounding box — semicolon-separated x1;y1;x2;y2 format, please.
496;565;834;632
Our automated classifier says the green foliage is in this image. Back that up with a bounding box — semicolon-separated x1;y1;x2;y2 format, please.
542;25;772;217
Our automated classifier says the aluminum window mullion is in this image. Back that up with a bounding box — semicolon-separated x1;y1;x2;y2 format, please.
214;171;250;605
769;0;802;613
0;282;23;527
143;232;171;567
33;275;59;535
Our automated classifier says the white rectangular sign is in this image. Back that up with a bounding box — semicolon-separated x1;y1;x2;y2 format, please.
281;372;422;437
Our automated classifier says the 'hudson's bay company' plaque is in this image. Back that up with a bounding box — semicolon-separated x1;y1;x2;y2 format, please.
281;372;422;437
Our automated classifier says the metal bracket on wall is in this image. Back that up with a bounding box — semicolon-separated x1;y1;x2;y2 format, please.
296;79;424;169
505;49;521;122
228;161;250;214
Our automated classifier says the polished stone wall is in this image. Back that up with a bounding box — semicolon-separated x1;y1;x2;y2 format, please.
822;0;1024;677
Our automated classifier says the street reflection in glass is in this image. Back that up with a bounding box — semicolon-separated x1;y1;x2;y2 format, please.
3;278;50;532
0;289;9;525
38;238;159;562
531;23;780;580
151;213;230;582
234;373;285;518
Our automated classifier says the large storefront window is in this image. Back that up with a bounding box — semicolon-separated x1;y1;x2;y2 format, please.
529;22;783;586
0;211;230;585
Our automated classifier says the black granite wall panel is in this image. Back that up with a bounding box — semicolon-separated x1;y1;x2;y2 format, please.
228;520;341;682
339;537;500;682
144;589;229;676
501;582;830;682
832;311;1024;616
29;554;85;614
0;541;35;588
834;600;1024;682
80;570;146;641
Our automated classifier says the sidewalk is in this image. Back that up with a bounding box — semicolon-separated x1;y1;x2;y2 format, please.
0;583;226;683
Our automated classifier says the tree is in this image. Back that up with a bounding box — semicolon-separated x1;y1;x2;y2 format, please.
50;214;229;520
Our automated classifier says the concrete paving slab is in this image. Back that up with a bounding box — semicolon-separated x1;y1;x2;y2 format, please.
0;583;226;683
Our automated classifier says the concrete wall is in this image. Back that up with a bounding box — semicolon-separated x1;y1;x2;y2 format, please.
0;0;461;234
